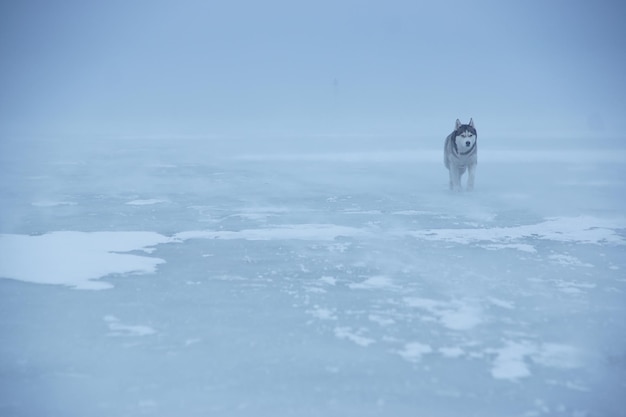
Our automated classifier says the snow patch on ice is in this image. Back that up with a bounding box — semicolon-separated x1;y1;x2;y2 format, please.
396;342;433;362
0;232;169;290
32;201;77;207
548;254;594;268
490;341;535;380
555;280;596;295
334;327;375;347
227;206;290;221
392;210;439;216
175;224;366;241
404;297;483;330
348;275;395;290
304;286;326;294
439;305;483;330
126;199;168;205
480;243;537;253
439;346;465;358
489;341;584;381
344;209;382;215
319;276;337;286
405;216;625;246
184;338;202;347
104;315;156;336
213;274;247;282
307;306;337;320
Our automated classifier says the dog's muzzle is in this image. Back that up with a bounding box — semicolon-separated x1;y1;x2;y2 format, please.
465;141;471;147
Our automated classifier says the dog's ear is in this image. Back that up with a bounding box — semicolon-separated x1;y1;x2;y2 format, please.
455;119;461;129
469;118;474;128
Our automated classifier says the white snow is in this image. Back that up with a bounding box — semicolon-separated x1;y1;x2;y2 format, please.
307;306;337;321
104;315;157;336
489;341;536;380
32;201;77;207
489;341;584;381
480;243;537;253
319;276;337;286
125;199;168;205
175;224;367;242
548;253;594;268
404;297;484;330
396;342;433;362
334;327;375;347
404;216;626;246
348;275;395;290
368;314;395;326
0;231;169;289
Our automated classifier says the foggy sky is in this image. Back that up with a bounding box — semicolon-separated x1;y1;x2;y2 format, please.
1;0;624;138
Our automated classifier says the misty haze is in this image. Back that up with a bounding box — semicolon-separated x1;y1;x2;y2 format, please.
1;1;625;416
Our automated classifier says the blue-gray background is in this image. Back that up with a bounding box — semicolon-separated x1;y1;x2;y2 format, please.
1;0;624;138
2;2;626;416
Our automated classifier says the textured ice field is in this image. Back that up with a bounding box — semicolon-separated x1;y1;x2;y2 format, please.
1;136;625;417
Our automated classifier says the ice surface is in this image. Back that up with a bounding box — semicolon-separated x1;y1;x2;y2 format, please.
1;135;625;417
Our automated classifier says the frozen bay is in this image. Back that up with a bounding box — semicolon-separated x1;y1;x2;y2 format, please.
1;135;625;417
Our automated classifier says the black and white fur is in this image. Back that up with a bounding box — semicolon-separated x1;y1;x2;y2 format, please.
444;118;477;191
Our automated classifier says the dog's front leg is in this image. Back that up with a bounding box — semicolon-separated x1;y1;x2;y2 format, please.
449;167;461;191
467;163;476;191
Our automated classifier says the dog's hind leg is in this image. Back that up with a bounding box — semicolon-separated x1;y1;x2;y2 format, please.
467;163;476;191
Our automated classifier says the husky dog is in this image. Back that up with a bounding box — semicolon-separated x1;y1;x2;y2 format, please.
444;118;477;191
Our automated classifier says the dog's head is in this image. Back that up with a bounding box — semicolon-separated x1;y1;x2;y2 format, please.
453;118;477;153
